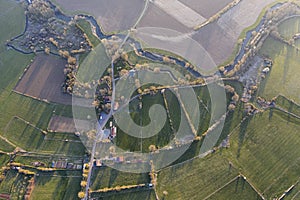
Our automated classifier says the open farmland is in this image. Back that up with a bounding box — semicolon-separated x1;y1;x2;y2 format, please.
0;170;28;199
0;137;15;152
91;188;156;200
1;0;300;199
278;16;300;40
0;93;54;149
116;91;177;153
0;154;9;168
90;167;150;190
3;116;86;155
192;0;279;65
0;1;86;199
206;176;262;200
53;0;145;33
139;0;232;33
156;108;300;199
14;54;73;105
30;171;82;200
137;3;192;33
0;0;34;91
152;0;206;29
226;111;300;199
258;37;300;104
156;154;239;200
48;115;93;133
179;0;233;19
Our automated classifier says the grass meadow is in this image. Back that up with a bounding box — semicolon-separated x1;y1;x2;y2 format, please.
258;36;300;104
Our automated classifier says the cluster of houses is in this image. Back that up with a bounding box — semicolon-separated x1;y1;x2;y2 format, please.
51;160;82;170
261;58;273;75
94;156;125;167
93;152;149;167
241;58;273;103
257;97;276;109
101;121;118;141
293;33;300;40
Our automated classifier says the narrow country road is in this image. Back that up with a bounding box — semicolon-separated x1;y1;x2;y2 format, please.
83;1;150;199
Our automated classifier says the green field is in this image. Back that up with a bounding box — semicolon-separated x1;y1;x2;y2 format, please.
90;167;150;190
206;177;262;200
278;16;300;41
76;41;110;83
0;137;15;152
91;188;156;200
0;0;33;90
276;94;300;117
156;154;239;200
226;110;300;198
3;118;86;156
156;109;300;199
258;32;300;104
0;170;30;198
30;172;82;200
0;0;54;154
116;91;178;152
76;19;100;48
0;154;9;168
1;1;300;200
0;0;88;157
0;2;85;199
281;181;300;200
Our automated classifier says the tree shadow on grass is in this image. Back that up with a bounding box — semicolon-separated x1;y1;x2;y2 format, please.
108;168;119;188
237;115;253;159
218;110;235;145
269;108;273;121
287;99;294;124
170;139;202;166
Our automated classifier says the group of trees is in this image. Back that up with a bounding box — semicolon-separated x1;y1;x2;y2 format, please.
225;85;240;111
25;1;92;94
194;0;241;30
78;164;89;199
27;0;54;22
225;2;300;78
266;2;300;24
149;160;157;187
94;184;146;193
59;50;78;93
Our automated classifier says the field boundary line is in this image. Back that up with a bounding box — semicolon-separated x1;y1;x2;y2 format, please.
91;187;154;200
162;92;176;135
156;112;234;173
12;116;47;134
274;106;300;120
12;90;51;105
240;174;265;200
0;135;17;149
278;178;300;200
175;89;197;136
263;157;300;194
277;94;300;107
194;0;242;30
154;188;160;200
203;176;239;200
